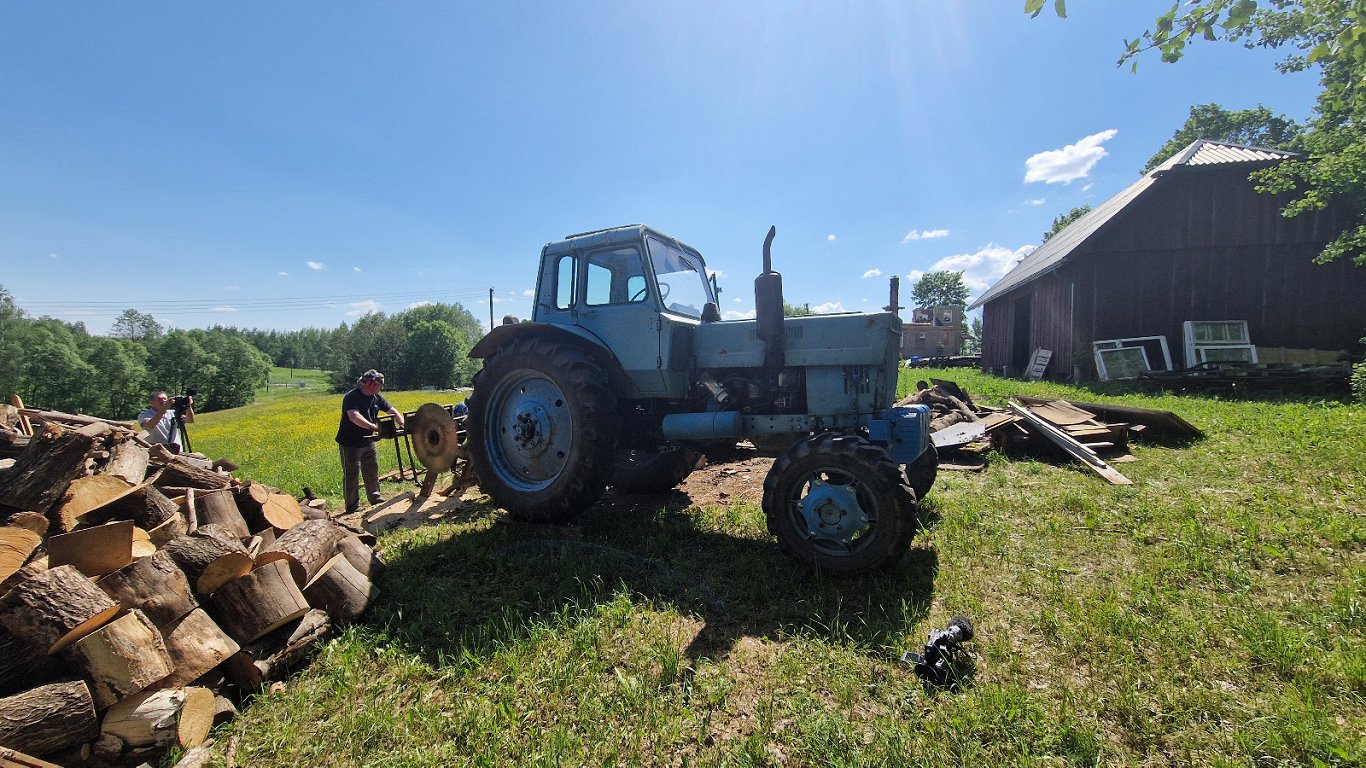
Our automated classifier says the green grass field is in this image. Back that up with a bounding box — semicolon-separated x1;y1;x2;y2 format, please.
187;369;1362;767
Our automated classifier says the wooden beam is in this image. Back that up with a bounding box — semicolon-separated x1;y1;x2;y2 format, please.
1007;400;1132;485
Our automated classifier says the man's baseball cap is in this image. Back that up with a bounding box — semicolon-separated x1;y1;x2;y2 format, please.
359;369;385;383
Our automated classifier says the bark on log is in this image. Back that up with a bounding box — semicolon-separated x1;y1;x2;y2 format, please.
64;609;173;710
98;551;199;627
46;520;134;578
0;424;94;521
19;408;135;431
209;560;310;644
108;480;177;529
104;440;150;485
100;686;214;751
170;740;217;768
0;680;98;757
194;489;249;539
303;555;378;624
161;527;250;596
155;609;239;688
153;459;230;492
0;564;122;653
225;609;331;689
0;560;45;598
147;513;189;549
234;482;271;531
260;519;350;587
0;527;41;584
339;534;384;579
0;627;60;697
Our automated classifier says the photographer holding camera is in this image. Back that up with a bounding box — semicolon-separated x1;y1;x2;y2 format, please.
138;389;195;453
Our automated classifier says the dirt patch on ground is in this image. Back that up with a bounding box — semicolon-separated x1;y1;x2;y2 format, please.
671;451;773;509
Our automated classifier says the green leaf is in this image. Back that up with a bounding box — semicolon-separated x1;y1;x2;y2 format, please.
1307;43;1330;63
1025;0;1046;17
1053;0;1067;19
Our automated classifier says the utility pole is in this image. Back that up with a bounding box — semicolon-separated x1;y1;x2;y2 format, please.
489;287;494;330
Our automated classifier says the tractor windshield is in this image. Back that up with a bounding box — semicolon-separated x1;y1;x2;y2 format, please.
646;237;712;319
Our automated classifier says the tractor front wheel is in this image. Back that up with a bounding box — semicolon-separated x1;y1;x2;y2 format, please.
466;337;620;523
762;433;918;574
903;443;939;502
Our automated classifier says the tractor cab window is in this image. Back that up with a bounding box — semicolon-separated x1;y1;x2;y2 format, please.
646;237;712;319
585;246;648;307
554;254;576;310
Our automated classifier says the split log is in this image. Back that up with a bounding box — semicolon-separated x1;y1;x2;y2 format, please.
74;421;113;439
196;552;254;595
0;680;98;757
98;551;199;627
0;527;41;584
234;482;272;531
225;609;331;688
195;489;249;539
210;560;310;644
212;695;238;726
147;513;189;549
110;480;178;530
156;609;239;688
162;527;250;595
46;520;134;577
0;627;60;697
0;424;94;520
64;609;173;709
259;519;350;587
153;458;230;492
170;740;217;768
303;555;378;623
339;534;384;579
261;493;303;531
100;686;214;752
3;512;47;537
104;440;150;485
0;564;122;653
52;474;135;533
0;747;66;768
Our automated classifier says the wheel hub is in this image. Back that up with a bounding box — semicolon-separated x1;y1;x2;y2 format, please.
796;476;869;544
510;401;551;455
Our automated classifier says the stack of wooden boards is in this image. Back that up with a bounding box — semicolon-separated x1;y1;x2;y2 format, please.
899;380;1203;483
0;408;382;768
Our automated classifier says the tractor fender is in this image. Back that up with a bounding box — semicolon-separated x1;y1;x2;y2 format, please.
468;321;639;398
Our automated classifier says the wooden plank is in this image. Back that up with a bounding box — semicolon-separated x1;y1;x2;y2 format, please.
1007;400;1132;485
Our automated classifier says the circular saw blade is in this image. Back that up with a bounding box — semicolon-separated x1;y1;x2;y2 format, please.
409;402;460;471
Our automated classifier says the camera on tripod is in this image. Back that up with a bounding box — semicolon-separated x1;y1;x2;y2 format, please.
171;388;198;417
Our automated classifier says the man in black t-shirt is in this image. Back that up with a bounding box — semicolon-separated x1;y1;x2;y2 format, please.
335;369;405;514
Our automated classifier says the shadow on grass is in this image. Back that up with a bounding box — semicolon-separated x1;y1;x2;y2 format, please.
364;489;940;672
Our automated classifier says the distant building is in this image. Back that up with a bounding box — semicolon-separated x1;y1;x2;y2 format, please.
968;140;1366;380
902;305;963;358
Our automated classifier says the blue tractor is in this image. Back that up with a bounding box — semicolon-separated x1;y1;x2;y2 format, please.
467;225;937;573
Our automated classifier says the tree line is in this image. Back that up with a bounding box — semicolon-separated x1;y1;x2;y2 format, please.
0;287;485;420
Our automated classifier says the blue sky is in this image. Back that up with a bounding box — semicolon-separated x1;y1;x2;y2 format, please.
0;2;1319;334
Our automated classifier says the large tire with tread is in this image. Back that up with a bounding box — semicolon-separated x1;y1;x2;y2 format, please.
903;444;939;502
611;447;703;494
762;433;918;574
467;337;620;523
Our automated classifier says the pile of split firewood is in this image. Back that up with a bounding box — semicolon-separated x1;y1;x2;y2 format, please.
0;405;382;768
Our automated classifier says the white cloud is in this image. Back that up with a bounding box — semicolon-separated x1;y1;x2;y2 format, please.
827;234;837;242
733;297;742;304
406;301;435;310
47;252;59;259
346;300;380;317
723;308;756;320
1024;198;1046;206
224;285;240;291
211;306;238;313
1083;182;1094;192
707;268;725;279
1024;129;1118;184
353;266;362;272
905;269;926;283
902;228;949;243
862;268;883;279
278;271;289;277
929;244;1035;294
521;289;534;297
307;261;324;271
809;301;846;314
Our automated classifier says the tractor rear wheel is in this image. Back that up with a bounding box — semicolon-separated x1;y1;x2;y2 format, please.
611;447;703;494
466;337;620;523
762;433;918;574
903;444;939;502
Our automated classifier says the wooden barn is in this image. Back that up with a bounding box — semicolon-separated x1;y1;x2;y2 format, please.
968;140;1366;380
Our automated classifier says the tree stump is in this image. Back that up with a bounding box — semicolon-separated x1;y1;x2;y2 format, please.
0;564;122;653
209;560;310;644
156;609;240;688
303;555;378;624
195;489;249;539
46;520;134;578
63;609;173;710
0;424;94;521
259;519;350;587
0;680;98;757
99;686;214;752
98;551;199;627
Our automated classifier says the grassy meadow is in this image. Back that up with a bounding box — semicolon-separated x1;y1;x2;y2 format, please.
184;368;1362;767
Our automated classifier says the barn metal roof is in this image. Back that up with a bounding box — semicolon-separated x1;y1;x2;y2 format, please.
966;140;1299;310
